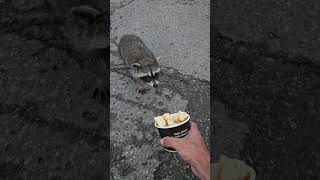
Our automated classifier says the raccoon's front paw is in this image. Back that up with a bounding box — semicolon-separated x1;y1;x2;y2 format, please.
138;87;150;95
137;84;151;95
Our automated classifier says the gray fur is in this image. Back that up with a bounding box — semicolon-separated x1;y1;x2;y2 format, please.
118;35;160;88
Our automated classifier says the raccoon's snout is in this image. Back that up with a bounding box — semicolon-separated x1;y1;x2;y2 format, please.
146;80;159;88
153;82;158;87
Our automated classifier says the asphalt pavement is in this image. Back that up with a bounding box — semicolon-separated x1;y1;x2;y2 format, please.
111;0;210;179
212;0;320;179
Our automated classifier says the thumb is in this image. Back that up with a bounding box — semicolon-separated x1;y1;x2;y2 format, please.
160;137;184;151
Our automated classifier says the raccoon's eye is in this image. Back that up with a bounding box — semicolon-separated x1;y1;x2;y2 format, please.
132;63;142;68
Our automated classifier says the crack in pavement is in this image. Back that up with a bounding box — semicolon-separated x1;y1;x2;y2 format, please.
110;0;135;15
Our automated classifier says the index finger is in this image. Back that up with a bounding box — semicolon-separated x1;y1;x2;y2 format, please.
189;121;200;135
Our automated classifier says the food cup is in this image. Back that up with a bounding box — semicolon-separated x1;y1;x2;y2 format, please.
154;113;191;152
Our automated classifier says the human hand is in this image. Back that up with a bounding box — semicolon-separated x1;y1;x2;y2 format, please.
160;122;210;180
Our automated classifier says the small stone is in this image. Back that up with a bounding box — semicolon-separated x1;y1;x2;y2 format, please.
24;158;32;166
268;32;279;39
9;85;19;93
65;161;73;169
265;57;275;62
52;65;59;71
307;169;313;175
55;152;60;157
4;142;9;151
99;140;104;146
238;46;248;54
65;98;72;105
89;158;96;165
40;79;46;84
38;95;45;101
0;64;8;71
12;114;19;118
164;94;171;99
288;120;297;130
27;76;34;81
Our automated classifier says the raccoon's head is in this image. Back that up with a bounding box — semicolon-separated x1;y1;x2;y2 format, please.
64;5;108;55
131;57;160;87
131;57;160;78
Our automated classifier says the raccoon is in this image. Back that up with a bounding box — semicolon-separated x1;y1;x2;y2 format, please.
118;35;160;90
48;0;109;103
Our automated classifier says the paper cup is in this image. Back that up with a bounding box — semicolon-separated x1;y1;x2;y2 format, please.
155;113;191;152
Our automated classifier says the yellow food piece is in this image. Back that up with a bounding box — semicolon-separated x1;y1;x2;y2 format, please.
162;113;171;121
155;112;189;127
172;113;180;123
154;116;167;127
166;118;175;126
178;111;188;122
162;113;175;126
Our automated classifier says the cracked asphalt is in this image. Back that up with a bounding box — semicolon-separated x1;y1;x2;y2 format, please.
110;0;210;179
1;0;318;179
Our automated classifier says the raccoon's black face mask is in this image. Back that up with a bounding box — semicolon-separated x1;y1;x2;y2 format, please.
140;73;159;87
130;57;160;78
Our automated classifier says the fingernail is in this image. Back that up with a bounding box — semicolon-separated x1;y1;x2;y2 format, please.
160;139;164;145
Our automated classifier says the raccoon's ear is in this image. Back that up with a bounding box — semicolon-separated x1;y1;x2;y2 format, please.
70;5;101;20
132;63;142;68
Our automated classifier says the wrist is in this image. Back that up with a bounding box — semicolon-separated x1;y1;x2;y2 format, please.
192;149;210;180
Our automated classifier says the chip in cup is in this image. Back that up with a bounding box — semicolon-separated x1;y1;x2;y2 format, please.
172;113;180;123
178;111;188;122
166;117;175;126
154;111;189;128
154;116;167;127
162;113;171;121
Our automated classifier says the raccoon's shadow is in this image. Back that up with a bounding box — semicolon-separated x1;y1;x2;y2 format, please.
74;49;110;105
61;4;110;105
78;67;109;105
